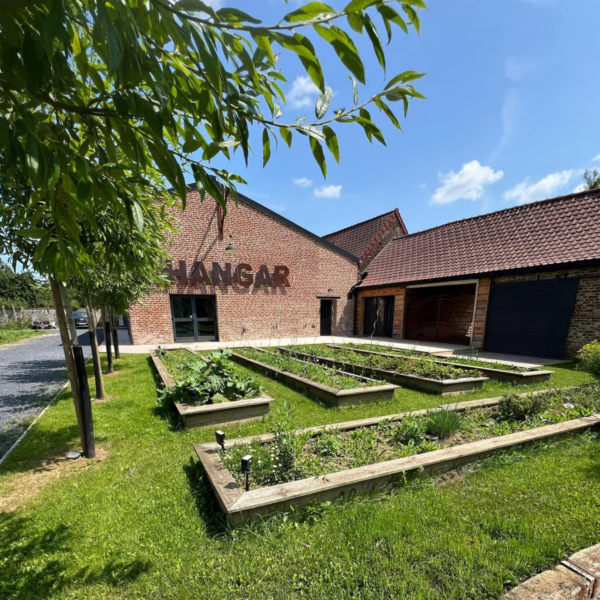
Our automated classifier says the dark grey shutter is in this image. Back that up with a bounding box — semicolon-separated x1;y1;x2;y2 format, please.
484;278;579;359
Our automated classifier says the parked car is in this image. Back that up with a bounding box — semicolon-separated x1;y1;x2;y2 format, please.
32;318;56;330
73;310;89;328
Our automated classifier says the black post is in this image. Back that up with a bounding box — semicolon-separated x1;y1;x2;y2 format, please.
110;309;120;359
73;345;95;458
104;320;113;373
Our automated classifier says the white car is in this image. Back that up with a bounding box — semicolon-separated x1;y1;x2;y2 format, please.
32;318;57;330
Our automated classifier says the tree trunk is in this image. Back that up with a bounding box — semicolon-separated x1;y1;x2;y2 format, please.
110;309;120;359
61;284;79;347
50;277;87;454
85;289;105;400
103;304;113;373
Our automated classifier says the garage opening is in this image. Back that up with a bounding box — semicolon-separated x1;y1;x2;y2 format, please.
405;283;476;345
484;278;579;359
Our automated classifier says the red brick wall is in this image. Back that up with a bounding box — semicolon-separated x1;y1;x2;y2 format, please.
493;267;600;357
129;190;359;344
360;217;405;270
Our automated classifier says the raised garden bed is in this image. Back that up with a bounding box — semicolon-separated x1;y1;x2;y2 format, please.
195;386;600;525
279;346;488;395
233;348;397;407
151;349;274;428
332;344;553;385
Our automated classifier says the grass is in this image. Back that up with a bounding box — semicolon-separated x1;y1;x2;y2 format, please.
0;328;47;346
0;354;597;599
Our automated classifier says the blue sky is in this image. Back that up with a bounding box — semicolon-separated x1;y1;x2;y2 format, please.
200;0;600;237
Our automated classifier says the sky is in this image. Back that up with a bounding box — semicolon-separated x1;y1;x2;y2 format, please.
197;0;600;238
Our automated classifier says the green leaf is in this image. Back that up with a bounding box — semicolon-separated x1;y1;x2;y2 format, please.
297;125;326;141
273;103;282;120
375;98;401;130
262;128;271;167
347;13;363;33
309;137;327;178
252;34;275;65
349;76;359;105
132;200;144;232
216;8;262;23
362;14;385;72
280;128;293;148
377;5;408;36
322;125;339;163
314;25;365;84
385;71;426;90
284;2;335;22
315;87;332;119
344;0;378;12
175;0;218;15
148;140;186;202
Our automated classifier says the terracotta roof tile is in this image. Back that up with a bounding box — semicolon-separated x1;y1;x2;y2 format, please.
323;209;407;262
360;190;600;288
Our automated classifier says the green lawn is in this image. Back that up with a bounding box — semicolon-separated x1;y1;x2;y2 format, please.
0;354;598;599
0;329;46;346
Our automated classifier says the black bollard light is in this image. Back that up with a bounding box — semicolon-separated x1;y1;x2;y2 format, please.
241;454;253;491
215;430;226;452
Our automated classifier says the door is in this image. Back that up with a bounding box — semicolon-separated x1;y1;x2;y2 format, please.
484;278;579;358
170;295;218;342
363;296;394;338
320;300;333;335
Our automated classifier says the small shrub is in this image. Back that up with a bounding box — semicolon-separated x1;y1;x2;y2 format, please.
426;408;464;439
578;341;600;380
315;433;341;457
497;394;549;422
392;417;427;446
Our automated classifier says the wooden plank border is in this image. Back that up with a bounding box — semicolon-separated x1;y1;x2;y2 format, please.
150;349;274;429
231;349;398;407
329;345;553;385
278;347;488;395
195;391;598;526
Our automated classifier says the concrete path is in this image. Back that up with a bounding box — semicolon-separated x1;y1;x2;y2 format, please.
0;331;93;459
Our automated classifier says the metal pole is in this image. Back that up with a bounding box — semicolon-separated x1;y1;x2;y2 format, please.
72;345;95;458
104;320;113;373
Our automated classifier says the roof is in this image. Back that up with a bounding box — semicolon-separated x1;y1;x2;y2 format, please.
359;189;600;288
183;183;360;263
322;209;408;262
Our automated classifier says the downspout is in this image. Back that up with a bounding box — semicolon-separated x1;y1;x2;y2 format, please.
350;271;368;336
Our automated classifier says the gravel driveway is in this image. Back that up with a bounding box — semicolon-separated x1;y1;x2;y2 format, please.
0;331;92;459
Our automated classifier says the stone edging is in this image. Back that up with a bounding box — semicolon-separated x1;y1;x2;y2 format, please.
502;543;600;599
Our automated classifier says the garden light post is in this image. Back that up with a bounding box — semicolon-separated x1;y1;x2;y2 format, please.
215;430;226;452
241;454;253;491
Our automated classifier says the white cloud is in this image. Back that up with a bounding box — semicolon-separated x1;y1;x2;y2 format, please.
431;161;504;205
293;177;313;188
288;75;320;109
314;185;342;199
504;170;573;205
593;154;600;163
491;88;521;159
505;57;537;83
573;183;587;194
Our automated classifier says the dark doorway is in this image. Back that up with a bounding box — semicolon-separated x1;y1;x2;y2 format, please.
320;300;333;335
484;278;579;358
170;295;218;342
405;284;476;345
364;296;395;338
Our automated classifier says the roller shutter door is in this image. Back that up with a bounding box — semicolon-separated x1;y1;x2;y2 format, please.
484;278;579;359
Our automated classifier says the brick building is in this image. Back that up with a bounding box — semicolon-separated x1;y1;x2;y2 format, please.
130;187;600;359
350;190;600;359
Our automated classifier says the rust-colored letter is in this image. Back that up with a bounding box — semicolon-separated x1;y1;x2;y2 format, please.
273;265;291;288
254;265;273;287
189;261;211;286
212;262;232;286
234;264;253;287
166;260;187;285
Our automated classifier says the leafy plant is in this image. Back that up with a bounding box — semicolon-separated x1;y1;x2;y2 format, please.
392;417;427;446
496;394;549;422
158;350;262;405
426;408;464;439
578;341;600;380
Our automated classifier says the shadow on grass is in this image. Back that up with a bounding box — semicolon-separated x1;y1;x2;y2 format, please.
0;511;150;599
183;457;229;537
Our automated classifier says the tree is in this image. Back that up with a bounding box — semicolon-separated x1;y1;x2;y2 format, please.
0;0;427;454
583;169;600;191
0;261;53;307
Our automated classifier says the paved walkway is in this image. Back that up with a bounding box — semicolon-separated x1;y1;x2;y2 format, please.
0;331;92;459
100;334;565;368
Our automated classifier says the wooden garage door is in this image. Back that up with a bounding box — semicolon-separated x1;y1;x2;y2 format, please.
484;279;579;359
